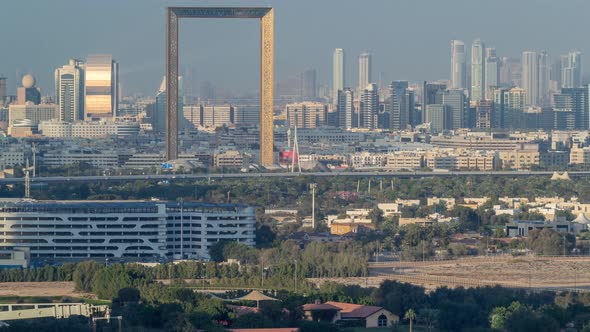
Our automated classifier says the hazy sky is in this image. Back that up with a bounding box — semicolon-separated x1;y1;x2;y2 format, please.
1;0;587;96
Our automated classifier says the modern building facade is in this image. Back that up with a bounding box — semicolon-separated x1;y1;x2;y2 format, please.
521;51;538;106
561;51;582;89
8;103;58;126
84;54;118;119
425;104;449;133
475;99;493;129
470;39;485;102
333;48;344;104
484;48;499;100
360;83;378;129
538;51;550;106
441;89;468;129
0;199;256;260
450;40;467;89
286;102;327;129
337;88;354;129
55;59;85;122
553;86;589;130
388;81;414;130
38;119;140;138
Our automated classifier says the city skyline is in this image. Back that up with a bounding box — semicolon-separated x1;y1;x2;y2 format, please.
2;0;589;97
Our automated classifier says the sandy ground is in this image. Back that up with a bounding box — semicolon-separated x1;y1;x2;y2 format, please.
311;256;590;291
0;281;91;298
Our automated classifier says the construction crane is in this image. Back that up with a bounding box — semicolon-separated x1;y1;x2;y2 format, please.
31;142;37;177
23;159;31;199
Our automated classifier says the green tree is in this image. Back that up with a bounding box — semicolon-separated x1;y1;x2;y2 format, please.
92;265;132;299
73;261;102;292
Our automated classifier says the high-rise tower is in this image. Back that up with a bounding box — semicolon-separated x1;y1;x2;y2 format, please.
332;48;344;103
485;48;499;100
561;51;582;88
470;39;485;101
358;52;372;95
521;51;538;106
337;88;353;129
538;51;550;106
55;59;85;122
85;54;118;119
450;40;467;89
360;83;378;129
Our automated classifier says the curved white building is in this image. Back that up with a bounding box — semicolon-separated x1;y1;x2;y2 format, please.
0;200;255;261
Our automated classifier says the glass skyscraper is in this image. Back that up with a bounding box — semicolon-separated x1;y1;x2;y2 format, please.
484;48;499;100
521;51;538;106
561;51;582;89
450;40;466;90
333;48;344;104
470;39;485;102
85;54;118;119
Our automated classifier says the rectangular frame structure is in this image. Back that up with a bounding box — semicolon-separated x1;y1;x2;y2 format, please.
166;7;274;166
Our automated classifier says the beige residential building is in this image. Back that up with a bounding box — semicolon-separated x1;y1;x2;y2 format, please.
385;152;424;170
285;102;327;129
213;150;244;168
349;152;386;168
425;150;496;170
498;144;540;169
570;146;590;165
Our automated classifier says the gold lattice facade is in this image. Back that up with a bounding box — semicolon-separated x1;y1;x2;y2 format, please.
166;7;274;166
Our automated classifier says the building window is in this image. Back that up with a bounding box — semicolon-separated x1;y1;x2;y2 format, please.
378;314;387;327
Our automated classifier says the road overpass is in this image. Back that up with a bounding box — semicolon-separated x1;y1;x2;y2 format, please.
0;170;586;184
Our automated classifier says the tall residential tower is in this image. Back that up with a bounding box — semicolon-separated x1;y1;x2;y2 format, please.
521;51;538;106
561;51;582;89
332;48;344;103
55;59;85;122
450;40;467;90
470;39;485;102
358;52;372;95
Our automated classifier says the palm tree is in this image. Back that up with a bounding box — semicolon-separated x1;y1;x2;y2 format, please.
405;308;416;332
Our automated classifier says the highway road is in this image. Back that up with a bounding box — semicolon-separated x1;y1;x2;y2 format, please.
0;170;586;184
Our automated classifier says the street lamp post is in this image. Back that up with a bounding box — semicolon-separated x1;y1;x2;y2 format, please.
310;183;317;229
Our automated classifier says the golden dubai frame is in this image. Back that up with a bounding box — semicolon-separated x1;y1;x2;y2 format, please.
166;7;274;166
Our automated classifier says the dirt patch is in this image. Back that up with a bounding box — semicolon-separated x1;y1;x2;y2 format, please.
313;256;590;291
0;282;92;298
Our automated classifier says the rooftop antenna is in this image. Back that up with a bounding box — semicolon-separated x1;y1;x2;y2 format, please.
310;183;317;229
